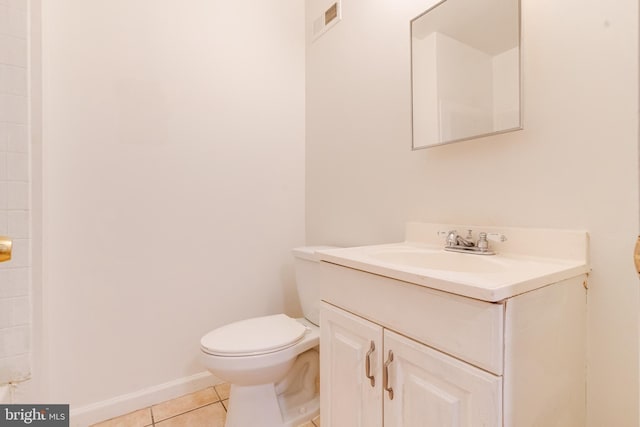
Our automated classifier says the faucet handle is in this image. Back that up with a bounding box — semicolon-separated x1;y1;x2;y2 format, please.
486;233;508;242
476;232;507;252
475;232;507;253
436;230;458;238
477;232;489;251
437;230;458;246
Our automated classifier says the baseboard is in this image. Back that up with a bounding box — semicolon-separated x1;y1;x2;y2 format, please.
0;384;11;403
70;371;220;427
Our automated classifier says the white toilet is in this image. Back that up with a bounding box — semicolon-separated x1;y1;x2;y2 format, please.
200;246;333;427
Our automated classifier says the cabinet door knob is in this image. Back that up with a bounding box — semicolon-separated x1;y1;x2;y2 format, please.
383;350;394;400
365;340;375;387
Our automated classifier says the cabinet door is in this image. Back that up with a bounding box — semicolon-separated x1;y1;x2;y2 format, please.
383;330;502;427
320;302;383;427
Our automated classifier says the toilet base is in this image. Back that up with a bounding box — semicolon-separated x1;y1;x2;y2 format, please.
275;349;319;426
224;349;319;427
225;383;283;427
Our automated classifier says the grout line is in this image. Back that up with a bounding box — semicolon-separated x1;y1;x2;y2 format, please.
211;386;222;404
94;386;317;427
151;387;220;424
153;402;215;425
149;405;155;427
213;385;225;403
155;402;224;425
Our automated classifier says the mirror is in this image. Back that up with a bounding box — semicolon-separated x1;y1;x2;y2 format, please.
411;0;521;149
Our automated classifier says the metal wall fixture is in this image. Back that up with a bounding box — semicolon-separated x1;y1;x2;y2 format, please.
634;236;640;275
0;236;12;263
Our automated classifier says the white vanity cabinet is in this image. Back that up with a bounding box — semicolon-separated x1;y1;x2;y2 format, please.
319;261;587;427
321;302;502;427
320;302;383;427
383;328;502;427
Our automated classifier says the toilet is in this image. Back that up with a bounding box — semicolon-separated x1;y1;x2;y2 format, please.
200;246;334;427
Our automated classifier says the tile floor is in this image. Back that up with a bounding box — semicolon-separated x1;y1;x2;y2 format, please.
90;383;321;427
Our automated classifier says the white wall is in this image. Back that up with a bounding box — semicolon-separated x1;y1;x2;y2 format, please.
306;1;638;426
0;0;31;386
38;0;305;416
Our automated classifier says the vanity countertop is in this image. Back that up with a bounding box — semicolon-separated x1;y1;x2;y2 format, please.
317;223;590;302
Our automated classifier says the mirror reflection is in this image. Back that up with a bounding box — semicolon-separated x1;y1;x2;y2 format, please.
411;0;521;149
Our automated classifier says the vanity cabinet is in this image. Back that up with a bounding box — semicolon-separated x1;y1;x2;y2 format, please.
319;261;587;427
321;302;501;427
319;302;383;427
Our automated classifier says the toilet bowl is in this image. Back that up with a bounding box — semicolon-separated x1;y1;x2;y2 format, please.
200;246;334;427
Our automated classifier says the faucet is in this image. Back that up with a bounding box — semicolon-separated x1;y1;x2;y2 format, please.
440;229;507;255
445;230;474;247
445;230;458;247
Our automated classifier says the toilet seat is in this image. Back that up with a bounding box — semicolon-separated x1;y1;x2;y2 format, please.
201;314;308;357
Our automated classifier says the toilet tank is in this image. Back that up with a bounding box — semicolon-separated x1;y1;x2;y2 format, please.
292;246;337;326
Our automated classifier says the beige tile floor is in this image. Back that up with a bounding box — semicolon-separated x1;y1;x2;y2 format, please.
90;383;320;427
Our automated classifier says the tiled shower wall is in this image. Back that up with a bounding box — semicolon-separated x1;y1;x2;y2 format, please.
0;0;30;384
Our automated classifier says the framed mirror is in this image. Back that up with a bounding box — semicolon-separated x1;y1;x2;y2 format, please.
411;0;521;149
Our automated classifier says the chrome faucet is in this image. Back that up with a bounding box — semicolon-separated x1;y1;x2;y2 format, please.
445;230;458;247
439;229;507;255
445;229;474;247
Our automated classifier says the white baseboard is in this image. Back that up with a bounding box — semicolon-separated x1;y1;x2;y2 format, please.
70;371;220;427
0;384;11;403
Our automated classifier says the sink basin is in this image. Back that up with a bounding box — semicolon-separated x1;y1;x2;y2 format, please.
317;222;590;302
367;247;508;274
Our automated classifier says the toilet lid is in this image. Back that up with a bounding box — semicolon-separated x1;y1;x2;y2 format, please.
201;314;307;356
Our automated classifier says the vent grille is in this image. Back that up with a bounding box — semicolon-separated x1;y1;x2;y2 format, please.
312;1;342;42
